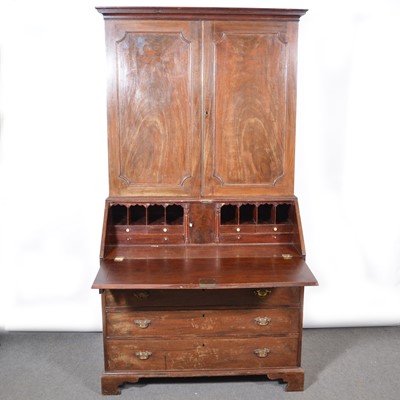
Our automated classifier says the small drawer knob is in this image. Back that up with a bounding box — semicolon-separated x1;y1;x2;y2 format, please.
135;351;152;360
163;228;168;232
126;228;130;233
134;319;151;329
254;317;272;326
236;227;241;232
254;348;270;358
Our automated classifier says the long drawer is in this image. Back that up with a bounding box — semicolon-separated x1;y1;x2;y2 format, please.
107;233;185;245
106;336;298;371
219;233;293;244
104;288;300;309
106;308;299;338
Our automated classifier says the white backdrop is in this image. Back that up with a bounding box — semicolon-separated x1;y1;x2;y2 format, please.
0;0;399;331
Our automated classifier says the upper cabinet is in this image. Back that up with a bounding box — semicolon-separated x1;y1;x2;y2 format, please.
100;9;305;198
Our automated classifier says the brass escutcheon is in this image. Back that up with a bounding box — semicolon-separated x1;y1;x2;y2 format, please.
254;317;272;326
254;289;272;298
134;319;151;329
135;351;152;360
133;291;150;299
254;348;270;358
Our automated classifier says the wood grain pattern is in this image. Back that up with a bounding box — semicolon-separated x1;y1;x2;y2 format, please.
188;203;215;243
106;336;298;371
106;20;201;196
104;287;301;308
106;308;299;337
214;32;286;185
93;258;317;289
203;21;298;196
105;17;300;197
117;32;190;186
104;243;303;260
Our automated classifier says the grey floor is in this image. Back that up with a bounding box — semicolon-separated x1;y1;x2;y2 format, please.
0;327;399;400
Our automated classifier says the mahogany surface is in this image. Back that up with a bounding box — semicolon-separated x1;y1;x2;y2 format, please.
93;257;317;289
93;7;315;395
103;287;301;308
105;308;300;337
103;14;301;197
104;243;303;260
96;7;307;20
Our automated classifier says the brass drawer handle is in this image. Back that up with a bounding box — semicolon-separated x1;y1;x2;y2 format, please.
254;348;270;358
254;289;272;297
135;351;152;360
133;291;150;299
254;317;272;326
134;319;151;329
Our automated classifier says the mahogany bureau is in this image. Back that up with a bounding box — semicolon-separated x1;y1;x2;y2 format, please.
92;7;318;395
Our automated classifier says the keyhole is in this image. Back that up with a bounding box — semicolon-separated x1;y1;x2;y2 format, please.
205;110;209;117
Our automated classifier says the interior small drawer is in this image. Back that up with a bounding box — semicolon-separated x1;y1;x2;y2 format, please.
104;287;300;309
106;308;299;338
107;233;185;245
219;233;294;244
255;224;294;233
110;225;184;235
219;225;294;234
106;336;298;371
219;225;256;234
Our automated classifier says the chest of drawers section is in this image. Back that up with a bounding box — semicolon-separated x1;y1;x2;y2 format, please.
101;287;304;394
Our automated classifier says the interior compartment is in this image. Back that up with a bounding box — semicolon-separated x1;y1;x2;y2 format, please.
147;205;165;225
166;205;184;225
257;204;273;224
129;205;147;225
239;204;256;224
109;205;127;225
220;205;238;225
276;204;292;224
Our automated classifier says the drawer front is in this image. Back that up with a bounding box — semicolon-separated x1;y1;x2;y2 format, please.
107;233;185;245
104;288;300;309
219;225;293;234
106;308;299;338
111;225;184;234
219;226;256;234
106;337;298;371
219;233;293;244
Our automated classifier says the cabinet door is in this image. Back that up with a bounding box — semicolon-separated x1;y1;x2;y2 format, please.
203;21;298;197
106;20;201;197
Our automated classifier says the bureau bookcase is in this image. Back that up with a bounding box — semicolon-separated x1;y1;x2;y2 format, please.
92;7;317;395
